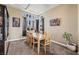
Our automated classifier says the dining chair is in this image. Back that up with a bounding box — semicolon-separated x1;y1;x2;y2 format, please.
29;33;33;47
40;32;52;54
26;32;30;45
29;30;35;47
32;32;39;50
26;31;34;47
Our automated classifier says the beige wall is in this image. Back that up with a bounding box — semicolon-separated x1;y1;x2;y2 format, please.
7;5;23;40
41;4;78;44
78;5;79;54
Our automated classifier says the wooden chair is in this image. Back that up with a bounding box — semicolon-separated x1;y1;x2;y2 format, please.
26;32;30;45
40;32;52;54
26;31;34;47
32;32;52;54
33;32;44;54
29;33;33;47
29;30;35;47
26;28;36;47
32;33;39;50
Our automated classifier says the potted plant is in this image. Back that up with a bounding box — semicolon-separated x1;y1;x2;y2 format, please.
63;32;77;51
63;32;72;44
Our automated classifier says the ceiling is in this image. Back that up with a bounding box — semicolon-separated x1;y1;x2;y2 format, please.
7;4;59;15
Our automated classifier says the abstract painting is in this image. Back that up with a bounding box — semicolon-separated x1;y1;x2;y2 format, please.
50;18;60;26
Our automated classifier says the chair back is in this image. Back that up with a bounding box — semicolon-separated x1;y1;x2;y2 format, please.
43;32;51;44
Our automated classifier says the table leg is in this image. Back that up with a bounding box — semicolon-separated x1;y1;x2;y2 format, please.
37;38;40;54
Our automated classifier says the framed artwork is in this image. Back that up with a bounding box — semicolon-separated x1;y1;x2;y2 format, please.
50;18;60;26
12;17;20;27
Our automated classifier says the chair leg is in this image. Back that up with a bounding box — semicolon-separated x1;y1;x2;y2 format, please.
44;45;46;54
49;44;51;51
30;39;32;47
28;37;30;46
26;37;29;44
29;39;31;47
33;41;34;50
30;38;32;47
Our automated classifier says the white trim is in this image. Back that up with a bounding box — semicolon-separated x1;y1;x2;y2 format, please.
52;40;77;51
5;37;26;42
52;40;67;47
4;37;26;55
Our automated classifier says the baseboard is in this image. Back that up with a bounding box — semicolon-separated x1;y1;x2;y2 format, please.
52;40;67;47
5;37;26;42
4;37;26;55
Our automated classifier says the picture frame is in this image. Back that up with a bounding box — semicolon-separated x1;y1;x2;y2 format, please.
12;17;20;27
50;18;60;26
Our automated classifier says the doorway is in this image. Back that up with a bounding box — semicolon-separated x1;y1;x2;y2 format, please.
36;20;39;32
